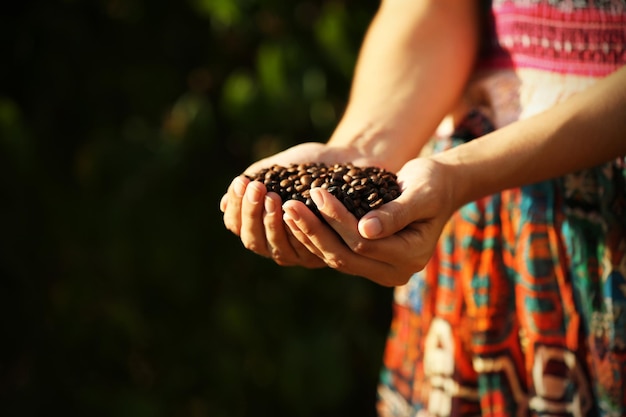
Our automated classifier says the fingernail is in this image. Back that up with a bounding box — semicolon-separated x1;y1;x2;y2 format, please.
310;188;325;210
246;183;262;204
264;196;275;214
360;216;382;238
233;177;245;197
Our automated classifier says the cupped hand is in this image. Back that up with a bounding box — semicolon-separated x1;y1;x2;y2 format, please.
281;157;459;286
220;142;382;267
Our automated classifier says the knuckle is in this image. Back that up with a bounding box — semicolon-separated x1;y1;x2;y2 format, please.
243;239;260;253
324;255;346;270
263;218;278;232
225;223;239;236
350;239;373;255
271;249;292;266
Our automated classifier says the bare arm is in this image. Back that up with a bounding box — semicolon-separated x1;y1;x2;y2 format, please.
328;0;481;172
221;0;481;265
281;66;626;285
434;65;626;210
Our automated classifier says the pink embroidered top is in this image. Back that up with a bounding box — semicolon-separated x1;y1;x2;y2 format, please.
483;0;626;77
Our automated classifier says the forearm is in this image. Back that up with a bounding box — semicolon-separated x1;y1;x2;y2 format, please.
436;65;626;209
328;0;480;172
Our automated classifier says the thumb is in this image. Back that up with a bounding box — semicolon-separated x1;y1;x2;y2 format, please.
357;197;413;239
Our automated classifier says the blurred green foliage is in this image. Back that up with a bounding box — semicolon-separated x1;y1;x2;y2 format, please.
0;1;393;416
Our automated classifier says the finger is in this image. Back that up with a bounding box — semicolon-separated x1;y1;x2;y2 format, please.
222;176;248;236
283;198;391;277
263;193;291;262
219;193;228;213
263;192;324;267
281;220;328;269
309;187;359;238
239;180;270;256
309;188;410;265
282;200;325;257
357;195;415;240
286;198;426;285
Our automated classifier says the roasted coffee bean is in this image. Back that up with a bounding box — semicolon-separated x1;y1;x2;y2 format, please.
300;175;313;186
343;197;355;211
369;198;385;209
367;192;379;202
245;162;401;220
311;178;324;188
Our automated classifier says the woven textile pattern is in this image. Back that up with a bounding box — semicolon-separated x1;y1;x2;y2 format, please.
376;2;626;416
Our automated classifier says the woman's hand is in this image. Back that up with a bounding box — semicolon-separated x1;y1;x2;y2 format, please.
220;174;326;268
281;157;458;286
220;142;382;267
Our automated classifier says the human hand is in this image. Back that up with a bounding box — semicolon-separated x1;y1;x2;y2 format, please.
220;142;380;267
281;157;457;286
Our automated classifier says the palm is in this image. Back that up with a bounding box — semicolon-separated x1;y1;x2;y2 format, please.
243;142;386;177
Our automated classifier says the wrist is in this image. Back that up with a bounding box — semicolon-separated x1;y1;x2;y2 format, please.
328;119;427;172
429;148;472;212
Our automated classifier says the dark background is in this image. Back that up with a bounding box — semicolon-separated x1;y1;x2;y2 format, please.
0;1;394;416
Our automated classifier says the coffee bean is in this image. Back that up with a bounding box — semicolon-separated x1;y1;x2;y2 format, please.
311;178;325;188
245;162;401;220
369;198;384;209
300;174;313;186
343;197;355;211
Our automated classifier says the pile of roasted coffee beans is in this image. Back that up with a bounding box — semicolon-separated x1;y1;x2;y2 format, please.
245;162;401;220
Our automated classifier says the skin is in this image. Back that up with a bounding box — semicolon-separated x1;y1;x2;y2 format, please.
281;65;626;286
221;0;479;267
221;0;626;286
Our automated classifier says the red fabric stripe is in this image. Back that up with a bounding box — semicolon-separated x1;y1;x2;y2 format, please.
482;2;626;76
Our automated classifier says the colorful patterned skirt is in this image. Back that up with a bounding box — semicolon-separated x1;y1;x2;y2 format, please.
376;110;626;417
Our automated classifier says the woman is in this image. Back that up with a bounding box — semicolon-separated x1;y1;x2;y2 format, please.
221;0;626;415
